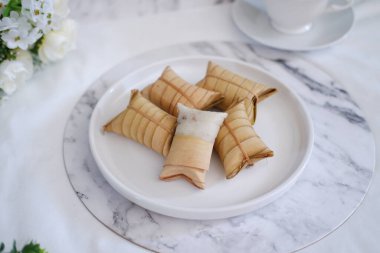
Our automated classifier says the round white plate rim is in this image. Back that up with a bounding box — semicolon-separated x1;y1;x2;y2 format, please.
89;55;314;220
231;0;355;51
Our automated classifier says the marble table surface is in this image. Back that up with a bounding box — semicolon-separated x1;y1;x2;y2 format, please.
63;41;374;253
0;0;380;253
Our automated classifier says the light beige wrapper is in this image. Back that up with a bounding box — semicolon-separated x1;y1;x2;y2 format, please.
160;104;227;189
197;61;277;124
161;135;213;189
103;90;177;157
215;101;274;179
142;66;224;116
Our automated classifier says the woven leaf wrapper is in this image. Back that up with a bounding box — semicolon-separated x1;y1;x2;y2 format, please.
215;100;274;179
160;104;227;189
103;90;177;157
142;66;224;117
238;95;257;125
197;61;277;123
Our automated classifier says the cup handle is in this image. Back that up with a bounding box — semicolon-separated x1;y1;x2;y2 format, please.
326;0;354;12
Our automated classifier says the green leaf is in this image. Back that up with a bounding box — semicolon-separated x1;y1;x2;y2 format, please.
29;36;43;55
2;0;22;17
29;36;44;66
21;242;47;253
0;241;47;253
0;40;17;62
10;241;20;253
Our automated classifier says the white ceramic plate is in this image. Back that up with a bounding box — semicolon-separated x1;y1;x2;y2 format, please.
89;56;314;220
232;0;354;51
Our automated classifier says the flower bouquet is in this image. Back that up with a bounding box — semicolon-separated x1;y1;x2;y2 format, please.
0;0;76;100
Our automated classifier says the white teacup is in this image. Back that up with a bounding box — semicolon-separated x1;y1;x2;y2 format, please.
264;0;353;34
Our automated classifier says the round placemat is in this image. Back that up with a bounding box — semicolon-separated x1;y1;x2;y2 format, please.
63;41;375;253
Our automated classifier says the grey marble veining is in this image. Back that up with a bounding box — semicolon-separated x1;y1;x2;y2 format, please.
63;41;375;253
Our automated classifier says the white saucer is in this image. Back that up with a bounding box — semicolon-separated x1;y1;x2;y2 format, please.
89;56;314;220
232;0;355;51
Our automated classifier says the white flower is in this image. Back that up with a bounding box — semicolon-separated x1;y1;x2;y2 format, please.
49;0;69;29
0;11;42;49
54;0;69;19
0;11;24;32
0;61;24;94
38;19;76;63
0;50;33;95
15;49;33;80
21;0;54;21
22;0;54;33
0;15;17;31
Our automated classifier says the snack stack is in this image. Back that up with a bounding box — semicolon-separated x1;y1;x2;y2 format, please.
103;61;277;189
196;61;277;179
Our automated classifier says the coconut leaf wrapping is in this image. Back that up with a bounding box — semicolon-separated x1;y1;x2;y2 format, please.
160;104;227;189
103;90;177;157
142;66;223;117
215;100;274;179
197;61;277;123
241;96;257;125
